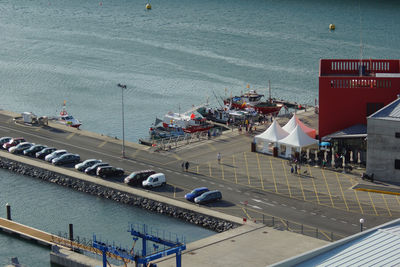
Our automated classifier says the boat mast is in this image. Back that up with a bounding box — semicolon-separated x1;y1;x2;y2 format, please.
268;80;271;102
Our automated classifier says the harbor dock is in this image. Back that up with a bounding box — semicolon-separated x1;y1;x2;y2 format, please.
0;108;398;266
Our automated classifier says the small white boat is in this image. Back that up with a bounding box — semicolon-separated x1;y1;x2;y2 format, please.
53;102;82;128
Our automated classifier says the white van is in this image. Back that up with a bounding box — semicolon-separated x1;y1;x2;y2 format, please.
142;173;166;188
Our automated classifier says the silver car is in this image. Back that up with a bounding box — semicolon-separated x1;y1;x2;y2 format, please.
45;149;67;162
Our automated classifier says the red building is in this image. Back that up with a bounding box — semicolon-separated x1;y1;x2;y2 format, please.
319;59;400;138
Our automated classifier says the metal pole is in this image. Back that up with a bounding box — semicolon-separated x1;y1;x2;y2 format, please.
118;83;126;158
69;224;74;241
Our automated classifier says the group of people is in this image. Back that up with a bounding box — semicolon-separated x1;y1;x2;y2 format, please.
181;161;190;171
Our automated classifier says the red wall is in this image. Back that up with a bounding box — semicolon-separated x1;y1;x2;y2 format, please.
319;59;400;138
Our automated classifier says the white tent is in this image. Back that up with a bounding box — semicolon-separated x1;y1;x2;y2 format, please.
278;124;319;158
254;120;289;154
282;114;317;138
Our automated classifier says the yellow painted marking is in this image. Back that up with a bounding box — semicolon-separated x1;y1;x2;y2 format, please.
319;230;332;241
321;168;334;208
353;190;364;214
282;160;291;197
98;140;107;148
308;165;320;204
221;159;224;180
233;154;238;184
381;194;392;217
208;162;212;177
173;186;176;198
207;143;216;151
368;192;379;216
196;166;199;174
172;153;183;161
35;127;41;132
257;154;264;190
270;158;278;193
354;188;400;196
66;133;75;140
280;218;290;230
244;152;250;185
336;173;349;211
242;207;252;220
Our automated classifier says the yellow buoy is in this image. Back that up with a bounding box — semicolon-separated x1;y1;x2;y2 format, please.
329;24;335;30
146;3;151;10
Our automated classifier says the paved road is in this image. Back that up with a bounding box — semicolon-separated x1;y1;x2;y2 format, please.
0;112;392;240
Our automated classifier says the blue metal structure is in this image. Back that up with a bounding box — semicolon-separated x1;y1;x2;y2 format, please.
93;224;186;267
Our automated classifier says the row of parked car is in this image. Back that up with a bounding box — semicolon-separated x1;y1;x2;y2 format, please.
1;137;220;203
0;136;166;188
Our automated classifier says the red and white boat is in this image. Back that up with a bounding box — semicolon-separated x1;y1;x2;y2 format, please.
162;110;213;133
55;102;82;129
224;84;283;115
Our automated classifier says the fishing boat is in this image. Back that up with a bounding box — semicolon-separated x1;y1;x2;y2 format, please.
162;111;213;133
223;83;283;115
197;105;258;124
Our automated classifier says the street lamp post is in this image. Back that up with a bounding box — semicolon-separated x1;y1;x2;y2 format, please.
360;218;364;232
117;83;126;158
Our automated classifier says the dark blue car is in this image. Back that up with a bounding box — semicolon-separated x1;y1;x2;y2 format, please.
185;187;209;202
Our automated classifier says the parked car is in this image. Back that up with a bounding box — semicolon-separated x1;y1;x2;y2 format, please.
85;162;109;175
142;173;166;188
45;149;68;162
124;170;156;186
75;159;102;172
9;142;33;154
23;144;47;156
194;190;222;204
52;153;80;166
96;166;124;178
3;137;25;150
0;137;12;148
185;187;209;202
36;147;57;159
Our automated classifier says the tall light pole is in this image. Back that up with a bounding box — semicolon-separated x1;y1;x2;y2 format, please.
117;83;126;158
360;218;364;232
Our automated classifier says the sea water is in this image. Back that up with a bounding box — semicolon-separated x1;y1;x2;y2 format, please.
0;169;214;266
0;0;399;142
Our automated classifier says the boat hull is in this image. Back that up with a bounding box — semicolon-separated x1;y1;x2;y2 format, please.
227;101;282;115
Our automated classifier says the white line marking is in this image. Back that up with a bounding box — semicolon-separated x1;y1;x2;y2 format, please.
340;221;347;224
291;207;296;210
245;192;250;196
148;165;154;168
352;224;357;227
251;205;262;210
281;204;287;207
273;201;278;204
227;187;233;190
184;174;188;177
140;162;145;165
300;210;306;212
310;212;316;215
201;179;206;182
321;215;326;218
219;185;224;188
331;218;337;221
210;182;215;185
252;198;275;207
166;169;172;172
192;177;198;180
236;190;241;193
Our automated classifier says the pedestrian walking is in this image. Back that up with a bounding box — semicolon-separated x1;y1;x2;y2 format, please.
185;161;189;172
181;162;185;171
294;164;297;175
290;165;294;174
217;152;221;164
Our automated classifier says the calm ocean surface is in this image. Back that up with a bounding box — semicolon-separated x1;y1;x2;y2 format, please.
0;0;399;265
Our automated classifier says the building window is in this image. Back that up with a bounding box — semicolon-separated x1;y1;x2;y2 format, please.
366;103;384;117
396;133;400;138
395;160;400;170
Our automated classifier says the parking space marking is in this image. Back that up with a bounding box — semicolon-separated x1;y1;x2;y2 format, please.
140;162;145;165
368;192;379;216
270;158;278;193
353;190;364;214
66;133;75;140
382;194;392;217
308;166;320;204
220;159;225;180
336;173;349;211
232;154;238;184
244;152;250;185
245;192;250;196
257;154;264;190
282;161;291;197
321;168;334;208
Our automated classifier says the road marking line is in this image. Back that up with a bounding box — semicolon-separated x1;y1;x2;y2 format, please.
340;221;347;224
184;174;188;177
321;215;326;218
66;133;75;140
297;166;306;201
245;192;250;196
210;182;215;185
232;154;238;184
219;185;224;188
251;205;262;210
368;192;379;216
166;169;172;172
273;201;278;204
192;177;198;180
352;224;357;227
242;207;252;220
201;179;206;182
281;160;292;197
220;159;224;180
256;154;264;190
173;186;176;198
140;162;145;165
208;162;212;177
174;171;179;174
308;166;320;204
300;210;306;212
382;194;392;217
129;149;140;158
331;218;337;221
353;190;364;214
228;187;233;190
236;190;241;193
270;158;278;193
310;212;316;215
321;168;334;208
336;173;349;211
35;128;41;132
252;198;275;207
291;207;296;210
207;143;216;151
244;152;250;185
172;154;182;161
281;204;287;207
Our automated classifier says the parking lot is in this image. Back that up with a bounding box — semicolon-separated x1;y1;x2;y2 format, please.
185;151;400;218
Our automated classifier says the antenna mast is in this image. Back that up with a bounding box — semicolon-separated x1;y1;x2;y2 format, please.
359;0;363;76
268;80;271;102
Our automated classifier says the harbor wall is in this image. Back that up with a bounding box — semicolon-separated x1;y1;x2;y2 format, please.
0;155;237;233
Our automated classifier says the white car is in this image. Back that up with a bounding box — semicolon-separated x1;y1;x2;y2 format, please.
142;173;166;188
45;149;67;162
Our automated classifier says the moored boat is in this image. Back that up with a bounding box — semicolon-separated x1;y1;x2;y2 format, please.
53;101;82;128
162;111;213;133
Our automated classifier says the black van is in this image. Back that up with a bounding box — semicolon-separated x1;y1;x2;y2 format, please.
124;170;156;186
